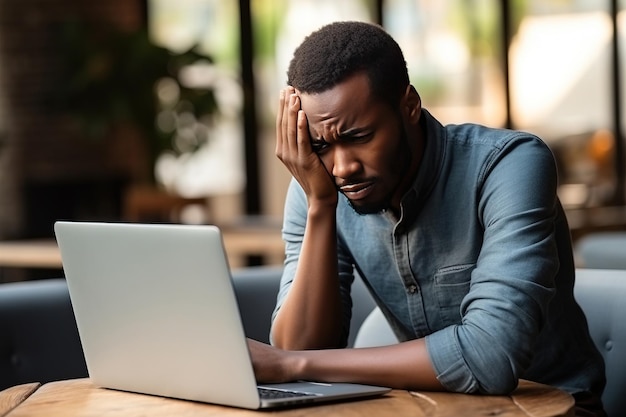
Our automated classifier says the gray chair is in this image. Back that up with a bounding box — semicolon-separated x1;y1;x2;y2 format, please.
575;232;626;269
354;268;626;417
574;269;626;417
0;278;87;390
233;265;376;347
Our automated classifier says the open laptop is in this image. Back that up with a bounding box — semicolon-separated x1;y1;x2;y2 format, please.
54;221;390;409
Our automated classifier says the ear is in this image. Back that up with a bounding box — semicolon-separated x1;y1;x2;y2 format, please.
402;85;421;124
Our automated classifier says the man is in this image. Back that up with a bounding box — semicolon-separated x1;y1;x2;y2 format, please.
248;21;606;416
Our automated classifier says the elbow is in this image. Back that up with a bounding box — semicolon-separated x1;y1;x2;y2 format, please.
477;375;518;396
454;331;527;395
472;358;520;395
446;367;518;396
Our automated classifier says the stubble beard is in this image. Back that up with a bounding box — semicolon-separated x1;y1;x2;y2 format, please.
344;125;412;216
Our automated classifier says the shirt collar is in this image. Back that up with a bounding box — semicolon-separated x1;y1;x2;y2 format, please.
395;109;446;227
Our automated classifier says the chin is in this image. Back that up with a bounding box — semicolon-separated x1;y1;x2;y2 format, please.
347;199;389;216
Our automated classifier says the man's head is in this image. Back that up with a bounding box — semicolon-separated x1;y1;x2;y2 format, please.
287;21;410;109
285;22;424;216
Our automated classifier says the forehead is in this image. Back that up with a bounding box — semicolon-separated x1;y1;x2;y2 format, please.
298;73;386;135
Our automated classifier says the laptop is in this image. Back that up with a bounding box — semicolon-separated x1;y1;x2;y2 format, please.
54;221;391;409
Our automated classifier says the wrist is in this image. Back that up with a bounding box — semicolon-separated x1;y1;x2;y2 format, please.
307;198;338;217
284;350;309;381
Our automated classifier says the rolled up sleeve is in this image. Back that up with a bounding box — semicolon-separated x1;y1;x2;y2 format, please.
425;135;560;394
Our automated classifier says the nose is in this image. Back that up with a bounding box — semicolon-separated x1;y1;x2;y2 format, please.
330;145;361;179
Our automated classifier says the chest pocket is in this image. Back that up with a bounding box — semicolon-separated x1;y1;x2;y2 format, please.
434;264;474;324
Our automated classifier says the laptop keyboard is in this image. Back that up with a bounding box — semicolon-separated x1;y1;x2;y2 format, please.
258;387;319;399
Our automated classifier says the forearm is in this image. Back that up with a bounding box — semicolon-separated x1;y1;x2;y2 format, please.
265;339;443;391
272;204;344;349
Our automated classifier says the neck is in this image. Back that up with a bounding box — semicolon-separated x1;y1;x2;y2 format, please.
389;120;425;215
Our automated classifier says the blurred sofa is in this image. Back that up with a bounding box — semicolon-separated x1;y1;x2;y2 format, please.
0;265;376;390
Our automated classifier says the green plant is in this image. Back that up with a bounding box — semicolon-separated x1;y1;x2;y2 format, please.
54;20;219;179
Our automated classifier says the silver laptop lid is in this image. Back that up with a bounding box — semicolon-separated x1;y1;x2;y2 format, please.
54;221;261;409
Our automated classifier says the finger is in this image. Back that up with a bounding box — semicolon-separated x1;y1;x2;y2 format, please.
281;90;295;156
296;109;311;153
276;87;295;160
286;93;300;155
275;89;286;158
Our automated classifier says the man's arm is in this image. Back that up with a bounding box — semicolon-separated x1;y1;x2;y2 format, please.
271;88;344;349
270;203;343;349
248;338;444;391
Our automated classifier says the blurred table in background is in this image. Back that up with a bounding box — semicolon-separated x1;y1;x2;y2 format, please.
0;222;284;280
0;240;62;269
123;185;209;224
565;205;626;242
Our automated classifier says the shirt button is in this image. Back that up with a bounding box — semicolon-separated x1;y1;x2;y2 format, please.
407;285;418;294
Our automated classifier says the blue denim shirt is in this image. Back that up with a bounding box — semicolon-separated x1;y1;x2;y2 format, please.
275;109;606;396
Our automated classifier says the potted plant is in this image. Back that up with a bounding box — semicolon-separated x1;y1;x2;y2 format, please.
53;19;220;184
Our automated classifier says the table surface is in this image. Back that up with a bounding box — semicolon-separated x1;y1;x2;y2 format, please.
0;383;40;417
4;378;574;417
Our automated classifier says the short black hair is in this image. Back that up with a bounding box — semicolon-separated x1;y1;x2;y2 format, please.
287;21;409;108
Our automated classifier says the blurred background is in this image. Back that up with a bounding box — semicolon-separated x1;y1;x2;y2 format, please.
0;0;625;281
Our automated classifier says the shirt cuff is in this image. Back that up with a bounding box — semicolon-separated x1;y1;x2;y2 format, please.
425;326;478;393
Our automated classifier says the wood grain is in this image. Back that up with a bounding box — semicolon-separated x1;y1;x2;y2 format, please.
511;380;575;417
6;379;413;417
6;378;574;417
0;383;40;417
408;379;574;417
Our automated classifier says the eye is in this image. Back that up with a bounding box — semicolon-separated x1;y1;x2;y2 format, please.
341;131;373;144
350;134;372;142
311;139;330;154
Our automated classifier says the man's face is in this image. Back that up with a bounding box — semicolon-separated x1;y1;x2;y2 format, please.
298;73;418;215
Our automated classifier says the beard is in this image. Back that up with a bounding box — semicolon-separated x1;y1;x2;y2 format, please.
343;124;413;216
347;196;390;215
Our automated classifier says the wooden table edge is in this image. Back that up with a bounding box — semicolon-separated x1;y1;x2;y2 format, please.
511;380;575;417
406;379;575;417
6;378;576;417
9;379;418;416
0;383;41;417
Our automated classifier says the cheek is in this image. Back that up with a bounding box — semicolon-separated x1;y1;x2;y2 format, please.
318;152;335;174
368;136;401;171
371;140;409;183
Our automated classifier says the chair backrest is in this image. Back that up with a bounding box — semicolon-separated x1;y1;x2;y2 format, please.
229;266;377;347
574;268;626;417
574;233;626;269
0;279;88;390
353;306;398;348
354;268;626;417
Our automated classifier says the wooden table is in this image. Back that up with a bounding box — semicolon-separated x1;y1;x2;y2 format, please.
3;378;574;417
0;240;62;269
0;383;40;417
0;226;284;271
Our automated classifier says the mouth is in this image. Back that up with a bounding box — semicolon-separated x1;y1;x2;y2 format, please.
338;181;375;201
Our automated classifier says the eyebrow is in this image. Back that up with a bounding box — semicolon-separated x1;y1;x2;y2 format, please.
311;127;371;142
337;127;370;138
